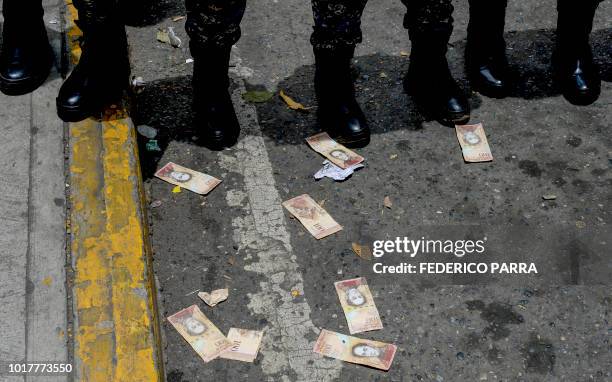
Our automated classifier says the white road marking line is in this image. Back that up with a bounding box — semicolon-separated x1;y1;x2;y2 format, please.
215;80;342;381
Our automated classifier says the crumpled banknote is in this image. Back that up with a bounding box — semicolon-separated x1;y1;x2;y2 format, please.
314;160;364;181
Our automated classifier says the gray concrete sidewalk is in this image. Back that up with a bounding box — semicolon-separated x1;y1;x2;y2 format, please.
0;0;69;380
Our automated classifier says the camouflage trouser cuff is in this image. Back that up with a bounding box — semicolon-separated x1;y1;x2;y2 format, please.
185;20;242;51
72;0;122;27
310;30;362;51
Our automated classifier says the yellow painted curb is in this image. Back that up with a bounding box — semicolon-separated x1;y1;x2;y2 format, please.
66;2;163;381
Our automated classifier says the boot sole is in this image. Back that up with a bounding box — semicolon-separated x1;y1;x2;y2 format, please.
56;86;126;122
56;100;96;122
0;54;53;96
443;112;471;126
196;127;240;151
562;89;601;106
332;131;371;149
404;79;471;126
469;78;508;99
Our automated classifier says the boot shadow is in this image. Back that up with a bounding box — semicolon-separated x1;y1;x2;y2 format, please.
131;75;195;179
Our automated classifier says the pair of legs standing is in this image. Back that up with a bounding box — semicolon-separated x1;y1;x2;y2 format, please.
311;0;469;148
0;0;128;121
0;0;245;136
310;0;604;147
0;0;604;148
466;0;603;105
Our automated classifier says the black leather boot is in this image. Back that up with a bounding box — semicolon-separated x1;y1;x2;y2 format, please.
56;23;129;122
466;0;509;98
192;46;240;150
314;48;370;148
0;7;53;95
405;31;470;126
553;0;601;106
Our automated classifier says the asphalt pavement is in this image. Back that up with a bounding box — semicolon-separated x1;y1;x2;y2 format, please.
126;1;611;381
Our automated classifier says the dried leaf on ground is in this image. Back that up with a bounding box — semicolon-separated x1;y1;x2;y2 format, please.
351;243;372;261
279;90;309;111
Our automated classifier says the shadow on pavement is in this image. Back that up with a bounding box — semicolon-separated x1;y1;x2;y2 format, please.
133;28;611;180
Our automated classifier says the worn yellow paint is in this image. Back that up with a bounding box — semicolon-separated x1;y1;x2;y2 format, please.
42;276;53;286
65;1;82;64
66;3;162;380
69;116;162;382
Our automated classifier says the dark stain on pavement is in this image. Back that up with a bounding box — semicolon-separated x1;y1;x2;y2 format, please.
466;300;524;340
522;334;555;374
167;370;187;382
518;160;542;178
566;135;582;147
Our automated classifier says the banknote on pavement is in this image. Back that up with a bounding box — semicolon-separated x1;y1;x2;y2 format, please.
167;305;232;362
220;328;264;362
455;123;493;162
306;132;364;169
282;194;342;239
313;329;397;370
335;277;383;334
155;162;221;194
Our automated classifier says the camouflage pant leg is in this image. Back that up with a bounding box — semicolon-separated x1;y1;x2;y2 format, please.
311;0;454;50
401;0;454;40
185;0;246;52
73;0;121;27
310;0;369;51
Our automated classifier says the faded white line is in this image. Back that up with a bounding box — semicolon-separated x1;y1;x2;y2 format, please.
217;79;342;381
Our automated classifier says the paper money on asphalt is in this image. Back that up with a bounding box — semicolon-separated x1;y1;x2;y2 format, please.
455;123;493;162
314;160;364;181
220;328;264;362
282;194;342;239
155;162;221;195
167;305;232;362
313;329;397;370
198;288;228;307
306;132;364;169
335;277;383;334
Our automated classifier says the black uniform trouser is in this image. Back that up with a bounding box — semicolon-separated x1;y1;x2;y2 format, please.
185;0;246;53
310;0;454;51
466;0;603;50
2;0;603;53
557;0;603;52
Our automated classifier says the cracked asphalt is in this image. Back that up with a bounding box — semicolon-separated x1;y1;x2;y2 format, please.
124;0;611;381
